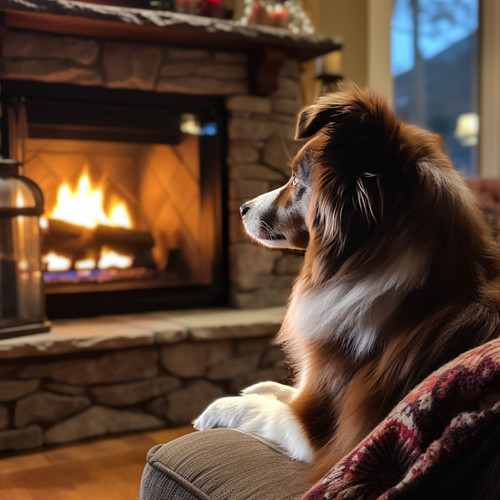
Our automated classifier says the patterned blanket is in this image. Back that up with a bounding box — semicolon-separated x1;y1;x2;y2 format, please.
303;338;500;500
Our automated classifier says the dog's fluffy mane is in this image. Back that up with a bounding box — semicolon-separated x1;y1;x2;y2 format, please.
280;83;500;477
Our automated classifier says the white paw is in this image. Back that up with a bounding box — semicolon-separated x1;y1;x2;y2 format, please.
193;396;244;431
241;381;297;403
193;393;314;463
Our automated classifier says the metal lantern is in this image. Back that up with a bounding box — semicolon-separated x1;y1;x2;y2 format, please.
0;158;50;339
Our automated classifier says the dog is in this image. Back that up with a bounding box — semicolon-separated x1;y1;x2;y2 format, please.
194;82;500;481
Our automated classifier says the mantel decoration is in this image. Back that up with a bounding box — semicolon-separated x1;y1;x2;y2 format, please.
0;159;50;339
240;0;315;33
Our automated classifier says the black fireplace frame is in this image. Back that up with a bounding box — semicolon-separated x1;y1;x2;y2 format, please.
0;80;229;318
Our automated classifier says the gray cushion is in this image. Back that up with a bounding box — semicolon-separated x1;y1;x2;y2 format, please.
140;428;309;500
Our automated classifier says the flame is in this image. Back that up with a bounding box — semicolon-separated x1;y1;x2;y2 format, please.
44;170;136;273
43;252;72;272
98;247;133;270
75;258;96;271
16;191;25;208
51;171;133;229
43;251;134;272
108;201;133;229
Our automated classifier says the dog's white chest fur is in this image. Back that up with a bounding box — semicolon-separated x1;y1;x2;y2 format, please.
286;247;429;359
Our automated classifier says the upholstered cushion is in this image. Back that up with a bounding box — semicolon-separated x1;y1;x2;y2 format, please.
140;428;309;500
466;178;500;241
465;178;500;213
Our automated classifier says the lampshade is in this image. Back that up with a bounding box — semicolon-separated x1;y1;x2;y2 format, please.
455;113;479;146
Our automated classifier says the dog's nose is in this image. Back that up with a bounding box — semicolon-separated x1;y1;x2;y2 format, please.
240;203;251;218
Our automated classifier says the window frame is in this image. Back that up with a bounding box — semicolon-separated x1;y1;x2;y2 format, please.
370;0;498;177
479;0;500;177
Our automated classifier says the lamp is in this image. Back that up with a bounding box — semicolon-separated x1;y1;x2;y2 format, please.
0;158;50;339
455;113;479;147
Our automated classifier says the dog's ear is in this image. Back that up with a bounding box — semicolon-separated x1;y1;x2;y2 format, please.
295;100;340;140
295;82;361;140
298;84;401;181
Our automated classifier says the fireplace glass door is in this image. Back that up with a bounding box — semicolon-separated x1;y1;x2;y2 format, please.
2;82;227;317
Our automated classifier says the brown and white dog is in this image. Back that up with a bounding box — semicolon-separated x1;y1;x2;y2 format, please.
194;83;500;480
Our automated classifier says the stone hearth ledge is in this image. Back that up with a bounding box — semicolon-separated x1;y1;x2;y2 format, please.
0;307;286;360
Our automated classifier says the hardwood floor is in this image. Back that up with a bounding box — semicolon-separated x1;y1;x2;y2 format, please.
0;426;194;500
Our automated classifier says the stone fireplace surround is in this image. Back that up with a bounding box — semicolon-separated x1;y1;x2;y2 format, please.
0;0;340;452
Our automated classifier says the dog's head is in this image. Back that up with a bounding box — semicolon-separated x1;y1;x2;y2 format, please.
239;144;313;250
240;82;461;264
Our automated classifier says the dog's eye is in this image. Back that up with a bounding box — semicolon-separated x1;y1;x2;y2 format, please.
292;174;299;187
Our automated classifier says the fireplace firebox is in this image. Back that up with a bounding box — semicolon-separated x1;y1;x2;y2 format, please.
1;81;228;318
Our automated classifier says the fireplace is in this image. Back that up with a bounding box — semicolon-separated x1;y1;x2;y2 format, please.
1;81;227;318
0;0;341;319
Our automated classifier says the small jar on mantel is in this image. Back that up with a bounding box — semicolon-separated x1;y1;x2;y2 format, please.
0;159;50;339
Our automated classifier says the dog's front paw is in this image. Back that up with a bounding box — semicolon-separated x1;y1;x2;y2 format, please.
193;394;314;462
241;381;297;402
193;396;244;431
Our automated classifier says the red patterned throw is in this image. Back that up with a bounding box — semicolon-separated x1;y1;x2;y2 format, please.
303;338;500;500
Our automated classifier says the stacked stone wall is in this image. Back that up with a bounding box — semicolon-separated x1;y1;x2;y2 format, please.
0;332;288;453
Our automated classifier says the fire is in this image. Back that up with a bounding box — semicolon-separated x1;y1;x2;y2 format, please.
42;250;133;273
44;170;135;272
43;252;72;272
98;247;133;270
75;258;96;271
16;191;25;208
51;172;133;229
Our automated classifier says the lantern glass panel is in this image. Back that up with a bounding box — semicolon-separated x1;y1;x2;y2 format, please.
0;163;48;337
0;177;37;208
0;215;44;327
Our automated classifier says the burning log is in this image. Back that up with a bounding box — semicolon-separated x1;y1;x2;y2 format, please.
94;225;154;251
42;219;156;270
43;219;88;239
42;219;93;261
94;225;155;268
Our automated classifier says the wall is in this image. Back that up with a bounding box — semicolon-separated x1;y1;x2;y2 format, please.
367;0;393;102
318;0;368;87
315;0;393;102
0;326;287;452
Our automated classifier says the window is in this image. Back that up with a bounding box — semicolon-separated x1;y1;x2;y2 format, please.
391;0;480;175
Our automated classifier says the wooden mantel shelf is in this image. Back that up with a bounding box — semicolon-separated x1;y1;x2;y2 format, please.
0;0;342;94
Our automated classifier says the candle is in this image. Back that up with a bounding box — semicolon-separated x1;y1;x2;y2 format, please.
270;2;289;28
248;1;269;25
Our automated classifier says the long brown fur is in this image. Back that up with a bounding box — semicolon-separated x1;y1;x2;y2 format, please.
278;82;500;481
